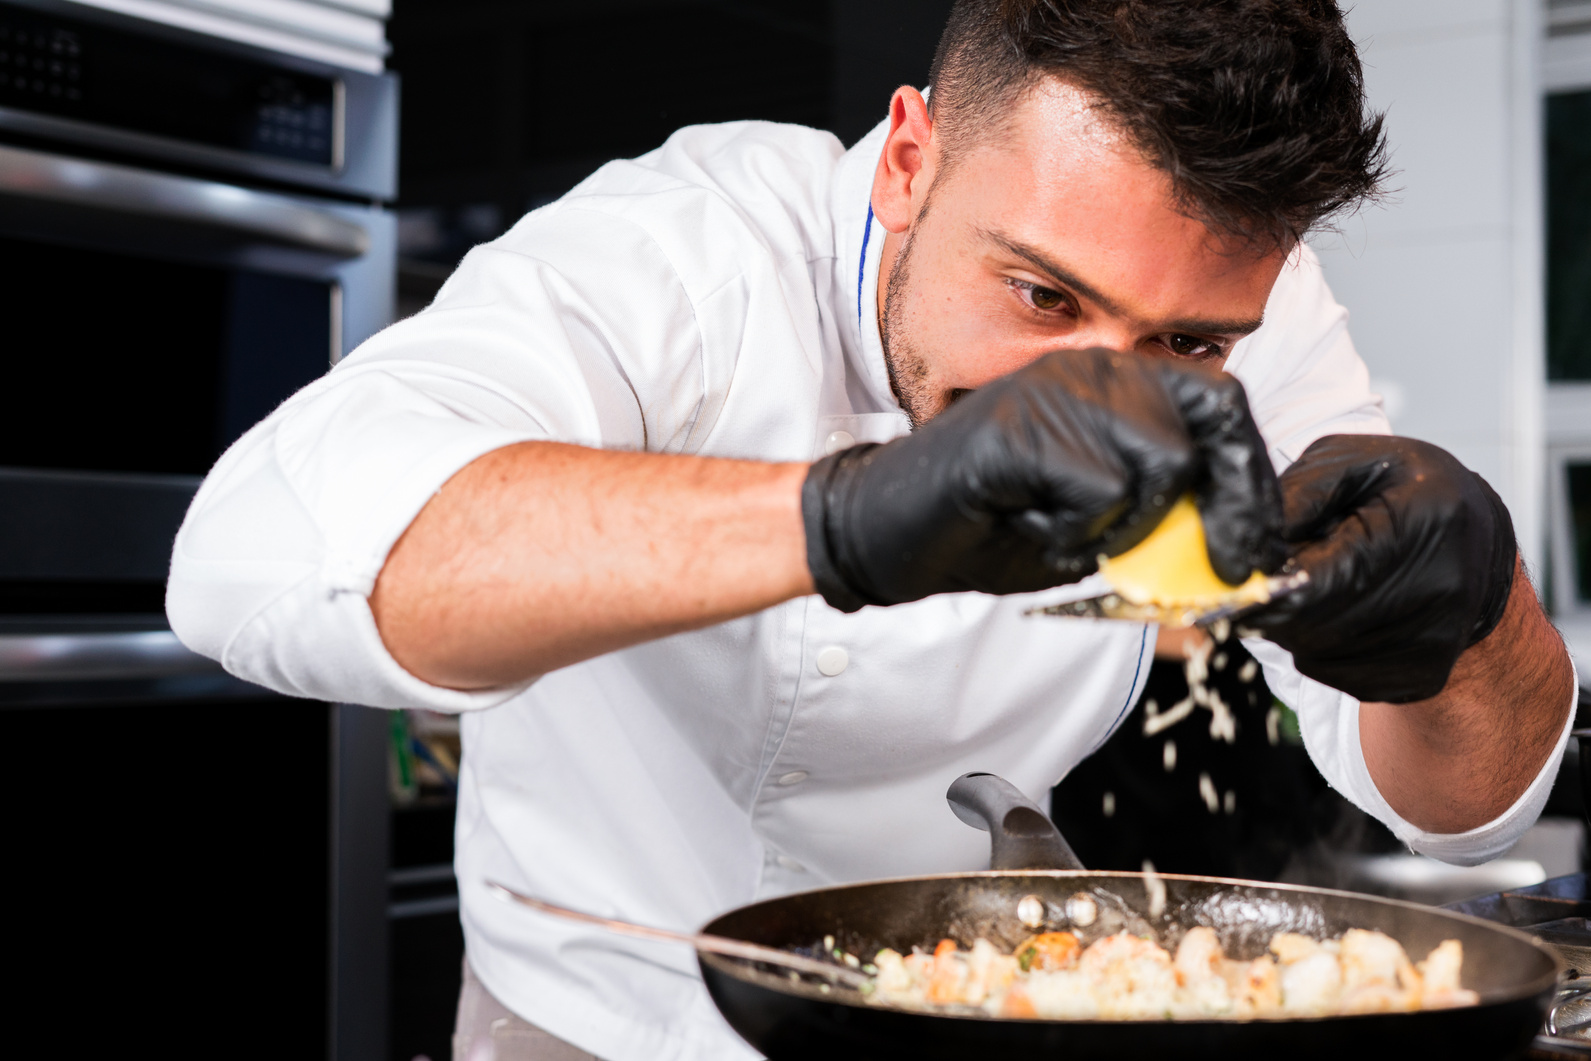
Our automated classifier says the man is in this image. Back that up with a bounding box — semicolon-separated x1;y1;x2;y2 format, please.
168;2;1575;1059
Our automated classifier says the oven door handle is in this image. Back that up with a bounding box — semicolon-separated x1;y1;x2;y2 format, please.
0;143;370;258
0;631;226;682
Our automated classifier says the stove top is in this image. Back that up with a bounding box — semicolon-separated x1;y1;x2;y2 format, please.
1448;873;1591;1058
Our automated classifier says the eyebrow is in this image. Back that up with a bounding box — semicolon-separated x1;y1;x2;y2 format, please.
980;228;1266;337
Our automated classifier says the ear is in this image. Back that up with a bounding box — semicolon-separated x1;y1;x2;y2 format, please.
870;86;937;235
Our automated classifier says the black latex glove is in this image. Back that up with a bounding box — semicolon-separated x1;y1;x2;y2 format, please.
1242;434;1517;704
802;348;1285;612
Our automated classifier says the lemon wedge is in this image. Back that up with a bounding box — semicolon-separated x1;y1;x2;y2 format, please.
1097;495;1271;608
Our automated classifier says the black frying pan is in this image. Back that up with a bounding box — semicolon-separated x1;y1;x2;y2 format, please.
699;773;1563;1060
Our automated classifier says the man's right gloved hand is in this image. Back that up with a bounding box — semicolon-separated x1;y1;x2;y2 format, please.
802;348;1285;612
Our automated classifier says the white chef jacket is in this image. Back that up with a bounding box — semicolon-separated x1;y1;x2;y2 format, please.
167;117;1571;1061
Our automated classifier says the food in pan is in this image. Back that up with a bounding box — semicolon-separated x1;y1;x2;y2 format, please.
1097;495;1272;610
867;926;1478;1019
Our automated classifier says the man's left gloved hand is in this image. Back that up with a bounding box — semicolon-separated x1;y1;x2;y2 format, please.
1242;434;1517;704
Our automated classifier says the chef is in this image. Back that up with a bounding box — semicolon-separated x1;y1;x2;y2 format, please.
168;1;1575;1059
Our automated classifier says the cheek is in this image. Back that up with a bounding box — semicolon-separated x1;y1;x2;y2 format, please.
895;275;1057;387
939;314;1087;388
948;340;1054;388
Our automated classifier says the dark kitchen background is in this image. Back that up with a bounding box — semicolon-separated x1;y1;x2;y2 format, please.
388;0;956;318
2;1;1589;1060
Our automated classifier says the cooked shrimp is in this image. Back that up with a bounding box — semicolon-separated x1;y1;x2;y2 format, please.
1173;926;1223;985
1417;939;1479;1009
1174;927;1234;1014
1078;932;1179;1018
1228;955;1280;1016
1280;951;1343;1015
1269;932;1321;965
1338;929;1422;1013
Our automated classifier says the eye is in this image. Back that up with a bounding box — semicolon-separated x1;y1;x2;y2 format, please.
1162;334;1223;360
1008;279;1070;314
1029;286;1064;310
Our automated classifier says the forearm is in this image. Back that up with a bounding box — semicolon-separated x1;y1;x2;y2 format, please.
369;441;813;689
1360;560;1575;833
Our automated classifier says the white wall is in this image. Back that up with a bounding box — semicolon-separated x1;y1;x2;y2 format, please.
1311;0;1544;567
1542;16;1591;655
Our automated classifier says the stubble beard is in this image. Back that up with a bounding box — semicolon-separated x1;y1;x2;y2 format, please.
879;221;942;430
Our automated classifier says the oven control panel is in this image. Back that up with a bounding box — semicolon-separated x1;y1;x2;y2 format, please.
0;0;395;200
0;3;336;166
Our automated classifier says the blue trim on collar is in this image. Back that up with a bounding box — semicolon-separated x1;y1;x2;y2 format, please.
857;203;874;325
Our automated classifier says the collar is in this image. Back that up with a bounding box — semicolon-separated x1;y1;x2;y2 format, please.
830;117;900;414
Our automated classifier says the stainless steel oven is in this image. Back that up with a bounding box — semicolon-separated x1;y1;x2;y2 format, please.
0;3;396;1057
0;0;395;634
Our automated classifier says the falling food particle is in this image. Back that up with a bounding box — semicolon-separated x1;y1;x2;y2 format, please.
1224;790;1236;815
1213;652;1227;671
1238;660;1258;683
1143;696;1194;736
1210;618;1232;644
1102;791;1116;818
1143;860;1166;918
1265;705;1281;746
1182;635;1213;686
1163;740;1178;772
823;935;834;952
1207;689;1237;744
1199;772;1219;814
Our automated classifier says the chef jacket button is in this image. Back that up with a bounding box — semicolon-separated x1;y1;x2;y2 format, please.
777;855;805;871
777;770;808;786
824;430;856;455
815;645;849;676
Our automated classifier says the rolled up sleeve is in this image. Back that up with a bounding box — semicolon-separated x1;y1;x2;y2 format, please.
167;203;708;709
1246;640;1576;864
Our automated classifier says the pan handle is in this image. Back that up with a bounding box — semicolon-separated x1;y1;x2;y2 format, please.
946;772;1085;872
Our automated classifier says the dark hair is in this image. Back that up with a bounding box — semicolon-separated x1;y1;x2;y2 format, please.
927;0;1390;248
